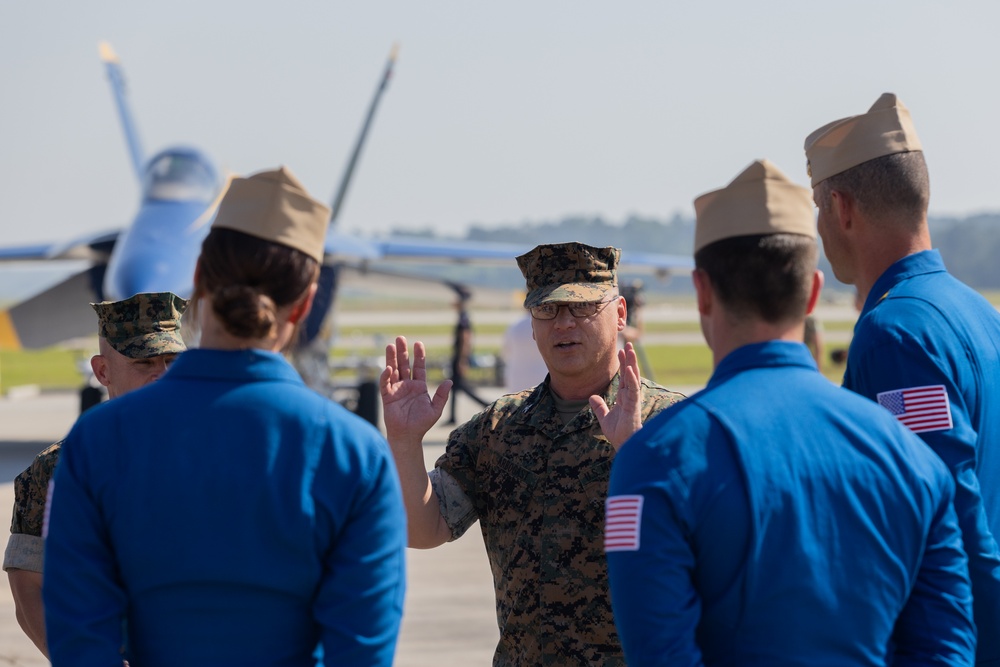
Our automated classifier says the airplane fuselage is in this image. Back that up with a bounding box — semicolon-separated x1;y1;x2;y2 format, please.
103;147;218;300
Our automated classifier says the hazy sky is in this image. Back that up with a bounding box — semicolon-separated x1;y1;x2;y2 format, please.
2;1;999;247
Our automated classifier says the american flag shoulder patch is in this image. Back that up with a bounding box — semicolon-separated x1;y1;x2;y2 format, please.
605;494;644;552
876;384;953;434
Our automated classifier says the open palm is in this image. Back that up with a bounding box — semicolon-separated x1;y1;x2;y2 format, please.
380;336;453;442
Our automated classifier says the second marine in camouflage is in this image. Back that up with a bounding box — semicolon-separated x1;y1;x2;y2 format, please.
3;291;187;658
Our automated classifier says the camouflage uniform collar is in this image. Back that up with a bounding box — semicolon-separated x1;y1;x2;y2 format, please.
511;374;620;439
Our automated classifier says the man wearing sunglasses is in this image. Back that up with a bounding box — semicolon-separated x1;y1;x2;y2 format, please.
380;241;685;665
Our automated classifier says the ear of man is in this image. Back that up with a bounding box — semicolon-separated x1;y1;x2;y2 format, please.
830;188;856;233
806;270;825;316
90;354;111;388
693;268;714;317
615;296;627;333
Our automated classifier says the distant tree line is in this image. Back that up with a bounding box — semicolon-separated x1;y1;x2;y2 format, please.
464;213;695;257
378;211;1000;292
928;214;1000;288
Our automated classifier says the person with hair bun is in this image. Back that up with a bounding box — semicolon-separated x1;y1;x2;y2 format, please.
43;167;408;666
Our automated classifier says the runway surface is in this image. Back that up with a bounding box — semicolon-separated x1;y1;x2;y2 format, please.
0;388;500;665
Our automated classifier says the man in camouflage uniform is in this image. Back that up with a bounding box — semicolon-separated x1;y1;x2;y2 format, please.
380;242;684;665
3;291;186;657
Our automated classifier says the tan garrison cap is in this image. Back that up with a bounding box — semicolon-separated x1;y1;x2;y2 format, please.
804;93;922;187
694;160;815;253
91;292;187;359
211;166;330;262
516;242;621;308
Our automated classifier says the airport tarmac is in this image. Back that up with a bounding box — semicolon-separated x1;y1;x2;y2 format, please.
333;302;857;351
0;387;501;666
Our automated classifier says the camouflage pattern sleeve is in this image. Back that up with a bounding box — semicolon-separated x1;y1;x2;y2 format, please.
4;442;62;573
638;377;685;424
431;410;492;540
3;533;43;572
428;468;477;541
9;442;62;537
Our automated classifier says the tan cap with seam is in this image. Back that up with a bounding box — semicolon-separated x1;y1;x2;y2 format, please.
211;166;330;262
804;93;922;188
694;160;815;253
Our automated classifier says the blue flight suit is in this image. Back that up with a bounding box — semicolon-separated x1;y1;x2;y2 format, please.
44;349;407;667
845;250;1000;663
607;342;975;666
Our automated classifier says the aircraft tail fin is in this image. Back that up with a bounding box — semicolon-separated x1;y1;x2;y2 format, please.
303;45;399;354
99;41;146;182
0;266;107;350
328;43;399;228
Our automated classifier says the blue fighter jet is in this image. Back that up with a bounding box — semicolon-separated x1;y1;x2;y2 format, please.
0;42;692;356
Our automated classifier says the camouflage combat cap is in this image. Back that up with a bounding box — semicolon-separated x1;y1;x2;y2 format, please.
516;242;621;308
91;292;187;359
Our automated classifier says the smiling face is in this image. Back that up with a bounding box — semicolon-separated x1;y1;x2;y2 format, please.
531;294;626;399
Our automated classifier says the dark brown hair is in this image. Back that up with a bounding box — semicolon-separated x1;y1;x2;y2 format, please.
192;228;320;340
695;233;817;324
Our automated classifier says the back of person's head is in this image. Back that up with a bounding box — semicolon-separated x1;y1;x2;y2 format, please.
694;159;817;324
818;152;929;225
695;234;817;323
194;166;329;340
805;92;929;224
196;229;320;339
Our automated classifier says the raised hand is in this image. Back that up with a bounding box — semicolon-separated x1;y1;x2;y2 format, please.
589;342;643;450
380;336;453;445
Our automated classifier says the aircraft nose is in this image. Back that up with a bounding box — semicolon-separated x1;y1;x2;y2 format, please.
105;249;195;301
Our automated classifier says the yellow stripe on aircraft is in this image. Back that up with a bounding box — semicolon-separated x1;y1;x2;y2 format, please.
0;310;23;350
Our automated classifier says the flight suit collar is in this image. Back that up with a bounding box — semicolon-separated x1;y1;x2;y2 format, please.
861;249;946;319
165;347;304;385
709;341;817;388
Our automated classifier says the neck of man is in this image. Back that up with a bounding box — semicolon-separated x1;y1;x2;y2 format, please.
708;314;806;370
853;214;932;306
548;362;620;402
